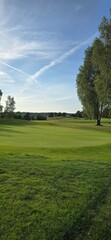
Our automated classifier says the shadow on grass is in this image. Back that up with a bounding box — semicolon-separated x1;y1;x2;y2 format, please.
0;125;26;135
0;118;111;130
64;179;111;240
0;118;48;127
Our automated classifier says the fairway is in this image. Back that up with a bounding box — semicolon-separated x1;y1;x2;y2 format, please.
0;118;111;240
0;118;111;148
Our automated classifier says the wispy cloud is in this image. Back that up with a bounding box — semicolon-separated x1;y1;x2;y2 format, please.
0;1;78;62
0;19;64;61
0;70;15;83
0;35;60;61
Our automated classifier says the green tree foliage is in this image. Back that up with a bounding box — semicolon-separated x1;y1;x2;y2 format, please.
102;106;111;118
76;47;100;123
0;89;3;101
76;11;111;125
24;112;31;120
36;113;47;120
0;89;3;114
4;95;16;117
99;11;111;44
14;111;22;119
95;12;111;105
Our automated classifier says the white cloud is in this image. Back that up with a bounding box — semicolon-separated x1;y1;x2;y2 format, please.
0;16;64;62
0;71;15;83
0;1;79;63
0;34;60;61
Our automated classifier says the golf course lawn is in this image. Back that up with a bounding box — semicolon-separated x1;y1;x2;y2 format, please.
0;118;111;240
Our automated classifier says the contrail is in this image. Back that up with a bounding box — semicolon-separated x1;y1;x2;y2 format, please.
0;32;97;96
0;59;30;78
0;59;46;97
25;32;98;84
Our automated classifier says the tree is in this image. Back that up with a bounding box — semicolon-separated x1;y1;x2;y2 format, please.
92;12;111;121
102;106;111;118
0;89;3;101
74;111;83;118
97;12;111;105
76;11;111;125
99;11;111;45
4;95;16;117
0;90;3;115
76;47;101;124
24;112;30;120
92;38;111;118
14;111;22;119
36;113;47;120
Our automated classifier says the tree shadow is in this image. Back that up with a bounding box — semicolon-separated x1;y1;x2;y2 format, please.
0;125;26;135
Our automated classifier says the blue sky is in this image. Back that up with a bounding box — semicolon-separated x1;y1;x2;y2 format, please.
0;0;111;113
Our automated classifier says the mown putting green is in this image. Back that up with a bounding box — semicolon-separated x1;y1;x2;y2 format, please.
0;118;111;240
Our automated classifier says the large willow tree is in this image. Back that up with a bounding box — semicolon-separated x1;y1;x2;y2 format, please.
76;11;111;125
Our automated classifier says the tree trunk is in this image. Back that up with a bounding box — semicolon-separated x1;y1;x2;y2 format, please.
96;102;101;126
96;119;101;125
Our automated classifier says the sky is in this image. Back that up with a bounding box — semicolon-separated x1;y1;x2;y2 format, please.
0;0;111;113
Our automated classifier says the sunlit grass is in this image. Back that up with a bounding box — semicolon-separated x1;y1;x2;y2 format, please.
0;118;111;239
0;118;111;148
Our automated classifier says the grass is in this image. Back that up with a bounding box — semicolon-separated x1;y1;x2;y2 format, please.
0;118;111;239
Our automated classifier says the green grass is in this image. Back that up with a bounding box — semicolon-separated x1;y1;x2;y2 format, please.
0;118;111;240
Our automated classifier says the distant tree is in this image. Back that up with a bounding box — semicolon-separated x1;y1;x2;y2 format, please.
57;112;62;117
75;110;83;118
24;112;31;120
0;89;3;101
48;112;54;118
14;111;22;119
30;115;35;120
0;90;3;115
36;113;47;120
62;112;67;117
4;96;16;117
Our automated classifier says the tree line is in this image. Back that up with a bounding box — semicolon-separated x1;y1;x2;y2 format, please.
76;10;111;125
0;90;84;120
13;111;83;121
